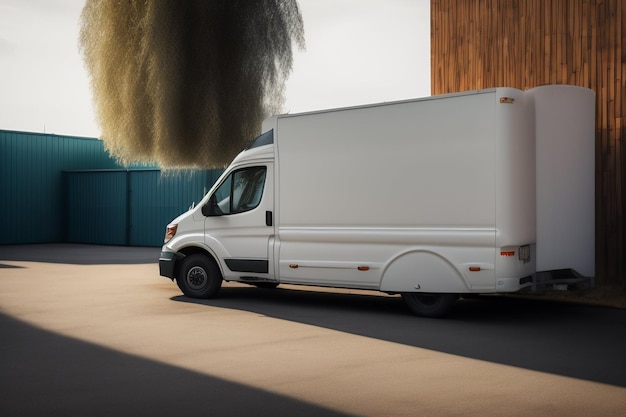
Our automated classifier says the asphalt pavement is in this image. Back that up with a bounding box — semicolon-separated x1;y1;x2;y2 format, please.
1;244;625;417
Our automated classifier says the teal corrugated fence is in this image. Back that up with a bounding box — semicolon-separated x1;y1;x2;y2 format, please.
0;130;119;244
1;129;223;247
64;169;223;247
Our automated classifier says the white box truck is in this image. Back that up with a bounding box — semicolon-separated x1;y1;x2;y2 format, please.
159;85;595;317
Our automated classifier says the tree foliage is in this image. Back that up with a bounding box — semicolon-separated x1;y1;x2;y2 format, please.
80;0;304;168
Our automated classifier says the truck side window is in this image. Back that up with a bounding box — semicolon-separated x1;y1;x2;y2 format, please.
211;166;266;215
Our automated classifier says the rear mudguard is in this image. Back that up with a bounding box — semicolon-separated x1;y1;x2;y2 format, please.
379;250;470;293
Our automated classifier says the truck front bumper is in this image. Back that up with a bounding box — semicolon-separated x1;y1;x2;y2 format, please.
159;250;182;279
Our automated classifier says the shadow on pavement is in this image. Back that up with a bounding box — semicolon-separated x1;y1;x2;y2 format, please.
0;244;160;265
174;285;626;388
0;312;356;417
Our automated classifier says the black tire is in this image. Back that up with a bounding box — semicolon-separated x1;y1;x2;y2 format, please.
401;293;459;317
176;254;222;299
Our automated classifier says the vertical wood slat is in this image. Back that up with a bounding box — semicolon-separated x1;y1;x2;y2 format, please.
431;0;626;286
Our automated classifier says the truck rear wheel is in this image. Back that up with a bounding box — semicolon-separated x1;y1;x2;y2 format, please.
401;293;458;317
177;254;222;299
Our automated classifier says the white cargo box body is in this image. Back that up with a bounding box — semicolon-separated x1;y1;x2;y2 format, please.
266;85;594;294
160;85;595;316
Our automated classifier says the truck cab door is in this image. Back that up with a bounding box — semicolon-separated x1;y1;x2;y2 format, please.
202;163;275;281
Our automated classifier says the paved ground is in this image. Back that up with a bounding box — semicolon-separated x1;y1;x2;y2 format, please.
1;244;625;416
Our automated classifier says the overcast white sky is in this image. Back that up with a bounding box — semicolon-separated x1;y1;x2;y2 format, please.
0;0;430;138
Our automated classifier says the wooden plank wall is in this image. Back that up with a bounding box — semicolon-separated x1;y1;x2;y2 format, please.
431;0;625;286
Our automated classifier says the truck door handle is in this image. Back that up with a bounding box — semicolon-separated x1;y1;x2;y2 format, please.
266;211;273;226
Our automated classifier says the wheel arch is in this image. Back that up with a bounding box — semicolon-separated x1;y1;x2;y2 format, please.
379;249;470;293
175;245;223;280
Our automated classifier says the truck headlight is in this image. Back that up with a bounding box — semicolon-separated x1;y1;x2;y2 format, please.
164;224;178;243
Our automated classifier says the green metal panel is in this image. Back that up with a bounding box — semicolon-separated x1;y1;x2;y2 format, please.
63;169;223;247
0;130;120;244
65;171;128;245
128;170;223;246
1;129;223;247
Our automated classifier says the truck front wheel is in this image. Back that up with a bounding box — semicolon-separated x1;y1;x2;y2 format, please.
177;254;222;299
401;293;458;317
